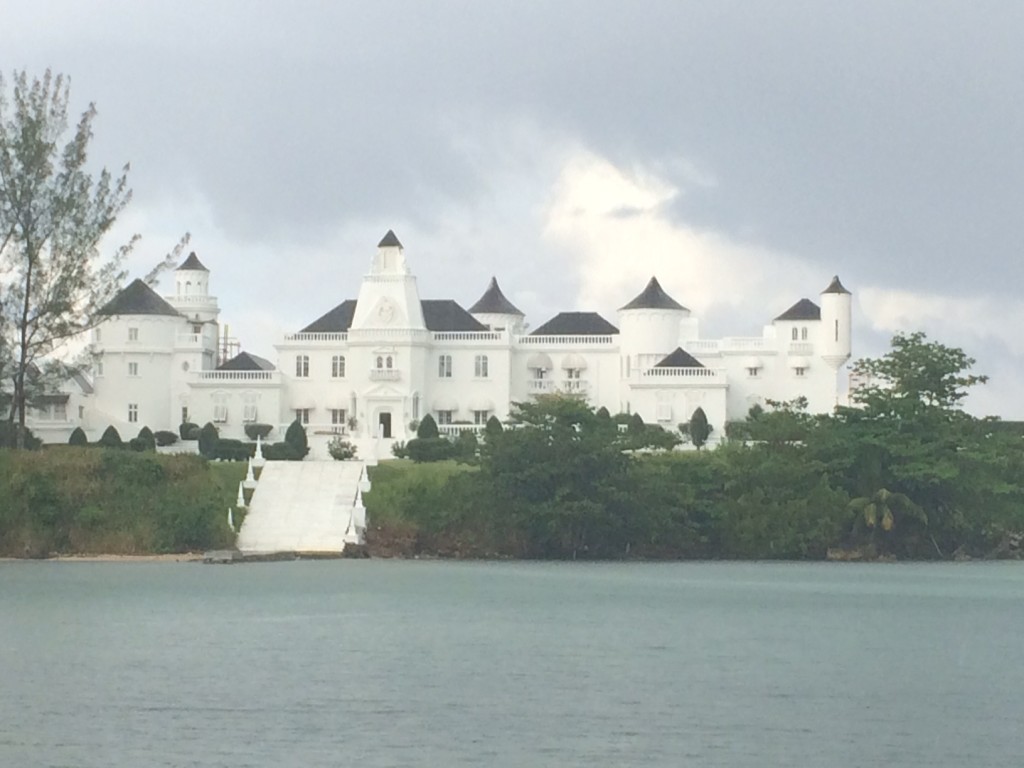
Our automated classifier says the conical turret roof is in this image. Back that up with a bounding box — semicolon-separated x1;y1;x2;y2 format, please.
620;276;687;311
469;277;523;315
378;229;403;248
176;252;208;271
821;275;851;294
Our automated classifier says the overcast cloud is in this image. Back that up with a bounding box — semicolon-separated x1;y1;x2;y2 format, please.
6;0;1023;416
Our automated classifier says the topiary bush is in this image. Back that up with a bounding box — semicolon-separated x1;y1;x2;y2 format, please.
391;440;409;459
98;425;123;449
179;422;199;440
212;438;255;461
406;436;456;463
284;419;309;459
197;422;219;458
454;430;479;463
416;414;439;439
327;435;358;461
135;426;156;452
154;430;178;447
262;441;301;461
484;415;504;438
243;422;273;440
68;427;88;446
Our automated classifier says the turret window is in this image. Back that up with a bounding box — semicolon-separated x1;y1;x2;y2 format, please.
332;355;346;378
128;362;139;377
295;355;309;377
835;319;839;342
794;367;806;377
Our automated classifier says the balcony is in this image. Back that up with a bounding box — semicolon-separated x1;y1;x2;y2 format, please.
194;370;279;383
282;332;348;343
788;342;815;355
637;367;727;386
369;368;401;382
528;379;553;393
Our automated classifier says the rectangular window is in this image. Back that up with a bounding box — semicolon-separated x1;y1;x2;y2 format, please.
53;403;67;421
331;408;347;425
128;404;138;423
794;367;806;377
78;405;85;420
295;355;309;377
331;355;346;378
791;327;798;341
436;410;453;425
128;327;139;342
295;408;310;425
192;324;203;335
801;327;808;341
243;404;258;423
746;367;760;377
94;328;101;343
438;355;452;378
473;410;490;425
474;355;489;378
835;319;839;342
213;404;228;423
566;368;581;380
182;406;189;424
128;362;139;377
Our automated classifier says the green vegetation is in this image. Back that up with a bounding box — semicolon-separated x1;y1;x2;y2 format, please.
0;447;242;556
365;333;1024;560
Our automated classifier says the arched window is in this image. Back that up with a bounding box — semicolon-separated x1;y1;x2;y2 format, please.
185;281;191;295
376;356;384;369
386;356;393;369
412;393;420;420
474;354;489;378
331;355;345;378
791;327;799;341
801;327;808;341
295;355;309;377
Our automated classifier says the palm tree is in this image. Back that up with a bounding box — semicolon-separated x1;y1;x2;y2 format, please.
849;488;928;551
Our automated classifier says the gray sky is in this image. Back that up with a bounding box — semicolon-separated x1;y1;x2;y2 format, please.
7;1;1023;416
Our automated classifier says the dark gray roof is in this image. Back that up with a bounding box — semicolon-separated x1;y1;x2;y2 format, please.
98;279;181;317
300;299;485;333
218;352;275;371
176;252;208;271
531;312;619;336
422;300;488;331
378;229;403;248
654;348;705;368
469;277;523;315
822;275;851;294
301;300;357;333
620;276;687;311
775;298;821;322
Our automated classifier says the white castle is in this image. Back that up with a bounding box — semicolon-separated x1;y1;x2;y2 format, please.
27;231;852;453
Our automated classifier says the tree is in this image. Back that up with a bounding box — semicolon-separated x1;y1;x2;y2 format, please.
417;414;439;439
284;419;309;459
0;70;136;447
688;407;711;450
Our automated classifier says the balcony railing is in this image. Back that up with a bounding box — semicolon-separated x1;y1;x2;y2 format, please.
639;367;726;384
517;334;616;346
438;424;485;438
433;331;504;342
369;369;401;381
528;379;553;393
195;370;278;382
282;332;348;342
172;295;218;305
788;342;815;355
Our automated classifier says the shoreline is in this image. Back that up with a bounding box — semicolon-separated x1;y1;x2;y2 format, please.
0;553;205;563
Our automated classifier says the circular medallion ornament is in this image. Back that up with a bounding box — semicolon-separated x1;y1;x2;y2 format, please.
377;298;396;325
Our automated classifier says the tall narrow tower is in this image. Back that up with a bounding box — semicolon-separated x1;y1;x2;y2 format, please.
168;252;220;325
819;275;852;370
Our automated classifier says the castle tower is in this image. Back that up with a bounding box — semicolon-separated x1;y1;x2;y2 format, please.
349;230;427;330
168;252;219;325
469;277;524;333
617;277;690;375
819;275;852;370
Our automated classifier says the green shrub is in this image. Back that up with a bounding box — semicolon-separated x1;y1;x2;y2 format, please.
484;415;504;438
406;436;456;462
212;438;255;461
327;436;358;460
417;414;439;439
391;440;409;459
135;426;156;452
68;427;88;446
98;425;123;448
284;419;309;459
198;422;219;458
0;422;42;449
243;422;274;440
179;422;199;440
154;430;178;446
454;430;479;463
262;441;300;461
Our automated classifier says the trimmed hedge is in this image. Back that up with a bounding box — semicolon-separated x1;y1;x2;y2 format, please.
69;427;88;446
0;422;42;449
262;441;302;461
179;422;200;440
134;427;156;452
98;425;123;448
212;438;256;462
284;420;309;459
198;422;219;458
417;414;439;439
406;437;456;463
154;430;178;447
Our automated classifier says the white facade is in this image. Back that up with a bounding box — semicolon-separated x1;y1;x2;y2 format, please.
28;233;853;450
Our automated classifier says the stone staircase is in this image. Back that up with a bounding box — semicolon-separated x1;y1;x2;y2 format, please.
236;460;368;554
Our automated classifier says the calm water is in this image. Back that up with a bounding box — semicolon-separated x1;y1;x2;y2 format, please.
1;560;1022;767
